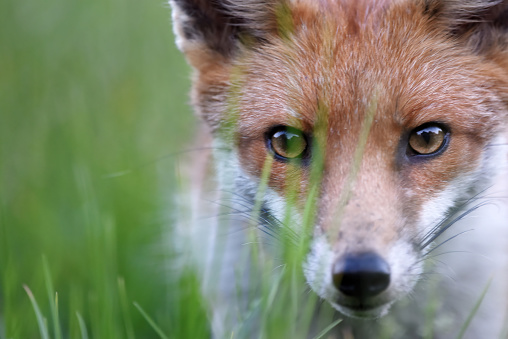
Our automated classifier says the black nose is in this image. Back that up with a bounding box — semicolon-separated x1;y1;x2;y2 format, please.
332;252;391;300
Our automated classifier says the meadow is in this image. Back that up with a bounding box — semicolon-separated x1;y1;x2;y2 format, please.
0;0;211;337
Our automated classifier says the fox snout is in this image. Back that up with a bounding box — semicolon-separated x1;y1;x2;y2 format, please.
306;192;420;318
306;235;418;317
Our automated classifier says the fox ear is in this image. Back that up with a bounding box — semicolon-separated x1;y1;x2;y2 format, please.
170;0;279;68
426;0;508;54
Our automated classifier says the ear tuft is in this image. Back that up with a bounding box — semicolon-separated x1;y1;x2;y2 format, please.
425;0;508;53
170;0;281;65
171;0;241;57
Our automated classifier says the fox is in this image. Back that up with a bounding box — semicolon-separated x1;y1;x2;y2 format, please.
169;0;508;338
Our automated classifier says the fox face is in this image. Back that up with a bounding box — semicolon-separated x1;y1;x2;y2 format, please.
170;0;508;319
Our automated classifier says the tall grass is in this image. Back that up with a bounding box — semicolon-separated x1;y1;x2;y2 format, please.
0;0;208;337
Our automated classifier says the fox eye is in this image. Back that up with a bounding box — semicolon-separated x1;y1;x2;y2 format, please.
408;123;449;156
267;126;308;160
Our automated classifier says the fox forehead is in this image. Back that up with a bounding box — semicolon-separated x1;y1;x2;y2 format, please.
236;2;501;136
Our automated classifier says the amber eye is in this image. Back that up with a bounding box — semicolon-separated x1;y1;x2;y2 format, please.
268;126;308;160
408;124;449;155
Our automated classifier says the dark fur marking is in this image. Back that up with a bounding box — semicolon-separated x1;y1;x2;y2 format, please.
173;0;245;56
173;0;278;57
182;24;198;40
422;0;443;19
422;0;508;54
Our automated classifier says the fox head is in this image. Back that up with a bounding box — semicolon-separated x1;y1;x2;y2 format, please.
170;0;508;318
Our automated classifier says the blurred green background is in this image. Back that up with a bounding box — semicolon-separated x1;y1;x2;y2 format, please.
0;0;209;337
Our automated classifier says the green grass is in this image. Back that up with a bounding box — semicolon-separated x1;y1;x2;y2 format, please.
0;0;207;337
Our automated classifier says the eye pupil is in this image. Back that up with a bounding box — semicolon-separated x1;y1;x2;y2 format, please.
409;124;448;156
418;131;431;145
269;127;307;160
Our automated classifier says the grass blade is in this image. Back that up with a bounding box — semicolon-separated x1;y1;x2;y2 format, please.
312;318;343;339
456;277;492;339
23;285;50;339
55;293;61;338
42;255;62;339
118;277;136;339
134;302;169;339
76;311;89;339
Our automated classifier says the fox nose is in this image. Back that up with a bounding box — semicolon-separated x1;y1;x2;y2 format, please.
332;252;391;300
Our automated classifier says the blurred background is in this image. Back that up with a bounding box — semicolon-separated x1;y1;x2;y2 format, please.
0;0;210;337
